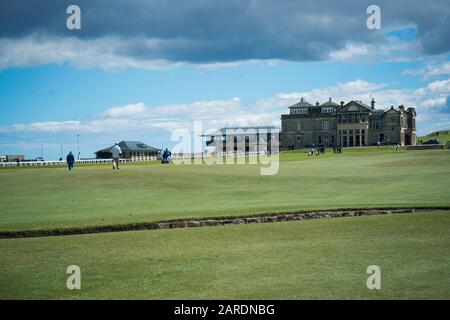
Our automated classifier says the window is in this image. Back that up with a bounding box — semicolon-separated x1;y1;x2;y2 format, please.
372;121;383;130
322;121;330;130
321;107;334;113
318;136;322;144
292;108;308;115
296;121;302;131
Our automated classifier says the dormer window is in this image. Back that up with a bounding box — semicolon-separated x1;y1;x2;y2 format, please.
291;108;308;115
321;107;335;113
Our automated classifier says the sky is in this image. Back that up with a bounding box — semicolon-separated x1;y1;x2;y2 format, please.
0;0;449;160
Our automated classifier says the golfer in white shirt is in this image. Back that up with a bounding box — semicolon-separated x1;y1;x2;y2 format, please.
112;142;122;170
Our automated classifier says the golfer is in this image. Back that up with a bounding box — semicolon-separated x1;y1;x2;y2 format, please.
66;151;75;171
112;142;122;170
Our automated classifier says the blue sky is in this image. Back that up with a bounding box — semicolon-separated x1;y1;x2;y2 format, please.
0;1;449;159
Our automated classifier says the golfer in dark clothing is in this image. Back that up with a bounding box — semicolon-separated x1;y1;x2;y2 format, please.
66;151;75;171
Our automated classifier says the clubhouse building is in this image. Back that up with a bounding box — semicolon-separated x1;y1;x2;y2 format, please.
281;98;417;149
95;141;160;161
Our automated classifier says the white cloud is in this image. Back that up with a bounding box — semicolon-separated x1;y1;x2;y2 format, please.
0;35;182;71
0;35;297;72
403;61;450;79
2;121;82;133
329;44;370;61
329;40;419;63
426;78;450;93
102;102;150;118
420;97;447;109
335;79;388;93
0;32;431;72
0;97;277;137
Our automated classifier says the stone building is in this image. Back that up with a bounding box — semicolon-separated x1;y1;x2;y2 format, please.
281;98;416;149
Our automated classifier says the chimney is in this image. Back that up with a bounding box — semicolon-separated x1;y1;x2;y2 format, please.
399;104;405;112
316;101;320;106
340;101;344;107
371;98;375;110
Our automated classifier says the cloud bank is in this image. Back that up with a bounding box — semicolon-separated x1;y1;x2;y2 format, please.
0;0;449;70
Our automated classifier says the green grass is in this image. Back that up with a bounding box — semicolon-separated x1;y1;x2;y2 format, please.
419;129;450;144
1;148;449;232
0;211;449;299
1;148;449;299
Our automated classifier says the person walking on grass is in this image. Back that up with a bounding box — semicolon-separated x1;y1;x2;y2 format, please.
66;151;75;171
112;142;122;170
167;149;172;164
162;148;171;165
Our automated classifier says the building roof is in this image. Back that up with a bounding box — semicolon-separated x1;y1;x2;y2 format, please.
219;126;277;131
340;100;373;112
96;141;160;154
353;100;372;109
371;109;385;116
320;98;340;107
289;97;312;108
202;126;278;137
